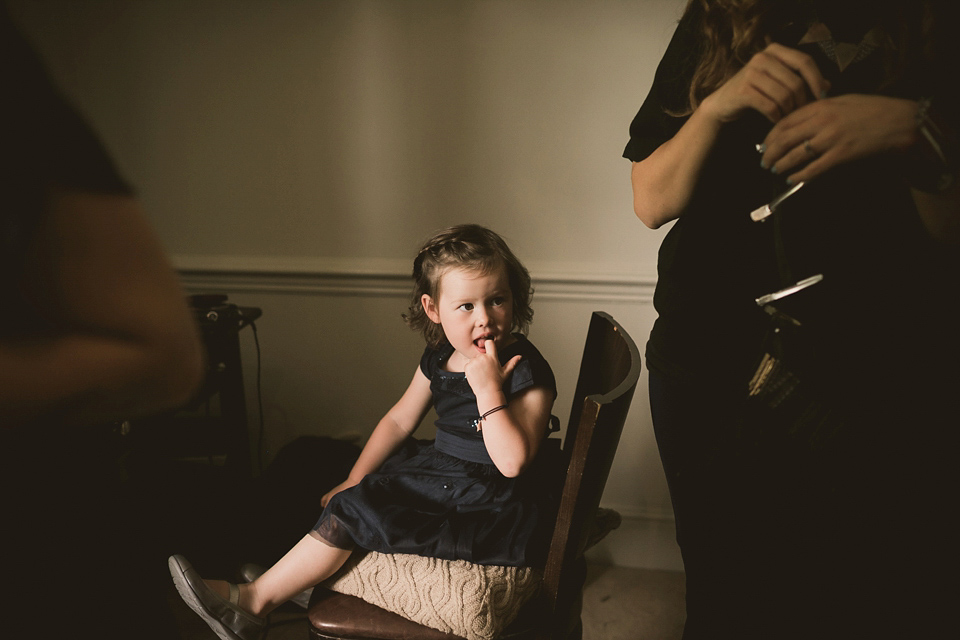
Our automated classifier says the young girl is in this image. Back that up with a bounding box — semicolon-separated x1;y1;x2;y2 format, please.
169;224;559;640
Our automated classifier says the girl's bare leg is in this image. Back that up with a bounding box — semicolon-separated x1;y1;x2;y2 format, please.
206;534;352;617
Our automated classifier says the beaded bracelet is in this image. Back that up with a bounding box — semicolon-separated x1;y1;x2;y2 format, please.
475;404;508;432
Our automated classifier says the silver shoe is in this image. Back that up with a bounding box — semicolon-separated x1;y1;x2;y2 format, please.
169;554;265;640
239;562;313;609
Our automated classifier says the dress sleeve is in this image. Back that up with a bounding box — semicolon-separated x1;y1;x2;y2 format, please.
504;341;557;400
418;345;438;380
622;6;702;162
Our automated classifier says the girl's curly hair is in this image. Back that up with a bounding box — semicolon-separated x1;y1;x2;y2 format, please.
403;224;534;347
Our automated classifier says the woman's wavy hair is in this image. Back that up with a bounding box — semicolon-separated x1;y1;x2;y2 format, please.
678;0;941;114
403;224;534;347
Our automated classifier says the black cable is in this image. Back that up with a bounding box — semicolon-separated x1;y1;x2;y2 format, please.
205;396;214;466
250;320;265;475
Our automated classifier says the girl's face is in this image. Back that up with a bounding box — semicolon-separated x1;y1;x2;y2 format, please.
421;265;516;365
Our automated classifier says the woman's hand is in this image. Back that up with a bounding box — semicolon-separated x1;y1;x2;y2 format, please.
699;43;830;125
760;95;919;184
321;478;361;508
632;43;827;228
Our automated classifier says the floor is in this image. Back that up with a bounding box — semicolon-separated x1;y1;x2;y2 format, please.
581;564;685;640
166;562;686;640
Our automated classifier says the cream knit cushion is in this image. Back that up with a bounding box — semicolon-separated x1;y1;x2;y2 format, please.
321;551;541;640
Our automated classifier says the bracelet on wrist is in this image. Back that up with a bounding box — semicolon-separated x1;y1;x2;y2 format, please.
473;404;508;432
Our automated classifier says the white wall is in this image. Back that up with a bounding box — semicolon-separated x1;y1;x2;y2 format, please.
10;0;687;569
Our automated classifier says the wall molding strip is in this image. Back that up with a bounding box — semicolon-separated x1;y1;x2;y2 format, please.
174;255;657;303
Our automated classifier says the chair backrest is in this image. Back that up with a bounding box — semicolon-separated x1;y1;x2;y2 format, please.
538;312;641;634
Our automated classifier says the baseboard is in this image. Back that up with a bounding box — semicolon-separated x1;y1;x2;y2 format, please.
586;515;683;572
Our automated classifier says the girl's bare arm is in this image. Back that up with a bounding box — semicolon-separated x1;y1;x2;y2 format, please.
464;340;554;478
322;367;433;505
475;386;554;478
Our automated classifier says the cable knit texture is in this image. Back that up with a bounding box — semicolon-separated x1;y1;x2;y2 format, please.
321;551;541;640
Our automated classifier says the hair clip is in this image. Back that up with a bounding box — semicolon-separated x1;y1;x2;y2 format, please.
750;181;806;222
755;274;823;307
754;274;824;327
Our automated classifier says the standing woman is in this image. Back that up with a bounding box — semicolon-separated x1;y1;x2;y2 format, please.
624;1;958;637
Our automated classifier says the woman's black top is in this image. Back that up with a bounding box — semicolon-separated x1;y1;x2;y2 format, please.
623;3;956;406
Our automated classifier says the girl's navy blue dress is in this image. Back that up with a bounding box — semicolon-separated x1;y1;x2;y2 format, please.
312;335;559;568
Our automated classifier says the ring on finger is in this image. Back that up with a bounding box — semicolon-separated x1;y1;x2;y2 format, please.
803;139;817;156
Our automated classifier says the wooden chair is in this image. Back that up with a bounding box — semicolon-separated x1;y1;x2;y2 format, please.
307;312;642;640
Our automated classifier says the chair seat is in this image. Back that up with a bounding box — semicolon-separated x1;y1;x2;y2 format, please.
308;588;464;640
307;588;552;640
306;511;618;639
308;557;588;640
